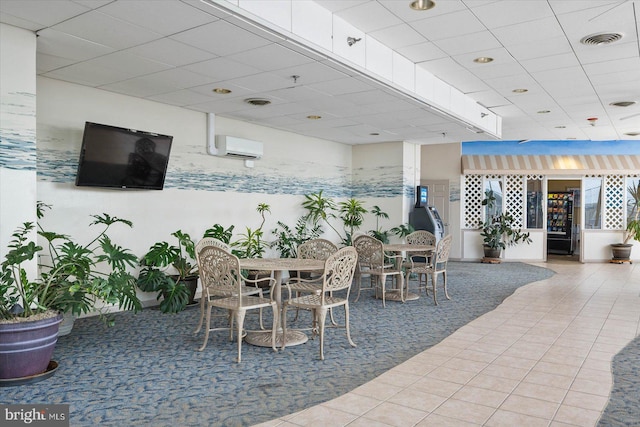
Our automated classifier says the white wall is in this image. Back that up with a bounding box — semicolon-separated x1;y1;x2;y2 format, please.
32;77;416;307
0;24;37;277
421;142;462;258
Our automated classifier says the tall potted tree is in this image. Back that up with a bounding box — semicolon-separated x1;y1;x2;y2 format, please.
611;182;640;262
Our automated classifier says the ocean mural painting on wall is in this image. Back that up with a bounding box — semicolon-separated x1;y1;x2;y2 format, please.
0;92;37;171
33;120;404;199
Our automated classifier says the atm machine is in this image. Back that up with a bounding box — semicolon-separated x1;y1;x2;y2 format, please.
409;186;445;241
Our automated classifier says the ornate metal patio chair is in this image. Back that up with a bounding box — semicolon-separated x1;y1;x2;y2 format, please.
286;238;338;322
193;238;266;334
403;230;437;289
282;246;358;360
408;234;453;305
352;234;405;307
195;244;277;362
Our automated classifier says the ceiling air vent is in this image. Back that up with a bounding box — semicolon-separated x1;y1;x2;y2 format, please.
244;98;271;106
580;32;623;45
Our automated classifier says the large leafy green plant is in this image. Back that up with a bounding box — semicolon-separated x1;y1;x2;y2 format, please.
136;224;234;313
480;189;531;250
271;217;322;258
1;203;141;324
623;182;640;244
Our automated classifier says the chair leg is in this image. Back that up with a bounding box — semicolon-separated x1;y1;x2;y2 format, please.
282;304;289;351
235;309;246;363
353;273;362;302
317;307;328;360
443;271;451;300
381;275;386;308
431;272;438;306
258;289;265;330
270;304;278;353
344;303;356;348
194;295;206;334
198;304;213;351
399;273;406;303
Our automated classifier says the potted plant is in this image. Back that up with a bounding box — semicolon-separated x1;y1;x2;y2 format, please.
480;190;531;260
271;216;322;259
232;203;272;287
611;182;640;262
1;203;141;380
137;230;199;313
302;191;368;246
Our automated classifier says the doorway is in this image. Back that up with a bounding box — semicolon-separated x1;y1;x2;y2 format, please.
547;179;581;261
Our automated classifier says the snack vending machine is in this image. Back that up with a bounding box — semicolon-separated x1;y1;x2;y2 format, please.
547;191;575;254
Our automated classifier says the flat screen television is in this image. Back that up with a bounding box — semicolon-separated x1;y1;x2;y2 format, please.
75;122;173;190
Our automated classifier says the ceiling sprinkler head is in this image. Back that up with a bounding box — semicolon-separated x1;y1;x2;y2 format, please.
587;117;598;126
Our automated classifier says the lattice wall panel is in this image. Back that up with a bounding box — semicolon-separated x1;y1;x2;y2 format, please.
605;175;625;230
505;175;525;228
464;175;483;229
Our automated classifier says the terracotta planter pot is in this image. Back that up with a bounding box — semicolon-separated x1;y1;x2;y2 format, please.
0;313;63;379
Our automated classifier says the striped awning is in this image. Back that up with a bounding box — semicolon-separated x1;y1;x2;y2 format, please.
462;154;640;175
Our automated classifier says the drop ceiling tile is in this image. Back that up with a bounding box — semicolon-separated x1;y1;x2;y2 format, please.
492;16;565;46
125;38;216;67
184;57;262;81
50;10;163;50
307;77;373;96
272;61;349;84
36;28;114;61
36;52;75;73
471;1;554;28
434;31;502;56
43;61;134;87
144;68;218;90
0;0;90;28
368;23;425;51
97;0;216;36
519;52;580;73
506;36;573;61
170;20;271;56
409;9;486;41
228;43;315;72
573;41;640;65
397;42;447;63
86;51;173;76
331;1;403;33
221;72;292;92
99;73;195;98
148;89;217;107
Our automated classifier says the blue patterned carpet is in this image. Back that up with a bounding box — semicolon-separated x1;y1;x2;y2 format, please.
598;334;640;426
1;262;576;426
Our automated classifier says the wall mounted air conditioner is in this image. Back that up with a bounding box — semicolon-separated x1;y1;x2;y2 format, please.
208;135;263;160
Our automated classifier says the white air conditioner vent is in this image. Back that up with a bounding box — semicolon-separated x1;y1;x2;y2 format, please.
208;135;263;160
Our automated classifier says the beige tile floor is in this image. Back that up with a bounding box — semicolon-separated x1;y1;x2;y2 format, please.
254;259;640;427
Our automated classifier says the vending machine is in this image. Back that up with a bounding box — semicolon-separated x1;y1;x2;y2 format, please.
547;191;575;254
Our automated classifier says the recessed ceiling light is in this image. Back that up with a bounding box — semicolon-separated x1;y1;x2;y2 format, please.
610;101;636;107
370;132;380;136
555;125;566;129
624;131;640;136
212;88;231;94
410;0;435;11
537;110;551;114
473;57;493;64
307;115;322;120
244;98;271;106
512;88;528;93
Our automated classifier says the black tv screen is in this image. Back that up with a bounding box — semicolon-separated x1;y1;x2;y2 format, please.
75;122;173;190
